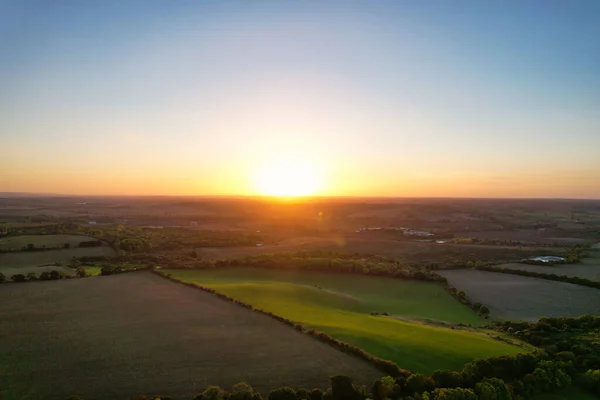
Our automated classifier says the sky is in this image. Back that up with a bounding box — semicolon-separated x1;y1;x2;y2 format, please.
1;1;599;198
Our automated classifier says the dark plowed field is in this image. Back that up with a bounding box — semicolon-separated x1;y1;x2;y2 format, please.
0;273;382;400
438;269;600;322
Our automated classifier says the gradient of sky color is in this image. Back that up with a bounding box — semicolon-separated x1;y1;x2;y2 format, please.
1;1;599;198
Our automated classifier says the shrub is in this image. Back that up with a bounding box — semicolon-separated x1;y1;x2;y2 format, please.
39;271;51;281
230;382;256;400
582;369;600;395
330;376;363;400
76;268;88;278
26;272;38;281
49;270;62;280
0;271;5;283
309;389;323;400
11;274;26;283
268;387;297;400
194;386;226;400
432;387;477;399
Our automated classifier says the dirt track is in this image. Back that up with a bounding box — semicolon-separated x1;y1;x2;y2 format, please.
0;272;381;400
438;269;600;322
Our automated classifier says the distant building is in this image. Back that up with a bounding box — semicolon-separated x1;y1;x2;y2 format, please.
88;221;97;225
527;256;566;263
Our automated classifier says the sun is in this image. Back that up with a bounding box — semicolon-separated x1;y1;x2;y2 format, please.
254;158;322;197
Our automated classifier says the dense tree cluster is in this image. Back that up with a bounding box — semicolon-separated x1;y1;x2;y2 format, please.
495;316;600;373
475;265;600;289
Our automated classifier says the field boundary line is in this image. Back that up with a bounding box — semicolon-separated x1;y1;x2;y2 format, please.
150;269;412;378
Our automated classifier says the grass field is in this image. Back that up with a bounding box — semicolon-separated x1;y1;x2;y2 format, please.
0;272;382;400
0;246;115;269
438;269;600;321
0;234;99;251
164;268;526;374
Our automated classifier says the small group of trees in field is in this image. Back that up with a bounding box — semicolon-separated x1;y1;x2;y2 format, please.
495;316;600;372
0;240;104;253
475;265;600;289
3;268;93;283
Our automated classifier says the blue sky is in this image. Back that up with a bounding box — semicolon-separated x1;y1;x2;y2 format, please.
1;1;599;197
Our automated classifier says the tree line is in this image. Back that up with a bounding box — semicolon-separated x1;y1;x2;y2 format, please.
475;266;600;290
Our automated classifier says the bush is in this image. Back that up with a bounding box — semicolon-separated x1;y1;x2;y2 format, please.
194;386;226;400
268;387;297;400
330;376;363;400
582;369;600;395
26;272;38;281
0;271;5;283
39;271;51;281
309;389;323;400
11;274;26;283
76;268;88;278
49;270;62;280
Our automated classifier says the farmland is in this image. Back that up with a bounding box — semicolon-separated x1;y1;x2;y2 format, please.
164;268;527;374
1;196;600;399
0;233;116;278
0;234;100;251
0;272;382;400
438;269;600;321
496;247;600;281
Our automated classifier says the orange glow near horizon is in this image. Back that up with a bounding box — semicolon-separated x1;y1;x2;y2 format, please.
253;157;323;197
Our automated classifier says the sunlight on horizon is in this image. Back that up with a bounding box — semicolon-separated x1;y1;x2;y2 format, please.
254;157;324;197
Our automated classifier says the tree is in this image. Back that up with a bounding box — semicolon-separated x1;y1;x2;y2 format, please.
49;270;62;280
432;388;477;400
372;376;395;400
0;271;5;283
475;378;511;400
309;389;323;400
479;305;490;316
26;272;38;281
11;274;26;283
194;386;226;400
432;370;462;389
330;375;363;400
230;383;255;400
39;271;51;281
76;268;88;278
268;387;297;400
406;374;434;395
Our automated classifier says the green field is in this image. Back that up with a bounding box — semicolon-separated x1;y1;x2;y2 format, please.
165;268;527;374
82;266;102;276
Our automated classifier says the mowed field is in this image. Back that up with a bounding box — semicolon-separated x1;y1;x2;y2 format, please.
0;272;382;400
164;268;527;374
0;234;99;251
438;269;600;321
0;234;116;275
0;246;114;267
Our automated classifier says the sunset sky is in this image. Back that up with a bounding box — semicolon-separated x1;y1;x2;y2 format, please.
1;1;599;198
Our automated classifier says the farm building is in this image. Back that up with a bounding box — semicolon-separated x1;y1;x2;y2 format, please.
527;256;566;263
